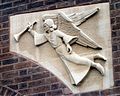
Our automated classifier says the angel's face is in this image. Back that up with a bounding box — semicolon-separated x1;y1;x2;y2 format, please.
43;19;57;33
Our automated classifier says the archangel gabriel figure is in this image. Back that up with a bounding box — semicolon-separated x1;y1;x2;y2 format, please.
14;8;107;85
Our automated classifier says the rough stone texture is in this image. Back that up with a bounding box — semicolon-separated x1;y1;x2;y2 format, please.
0;0;119;96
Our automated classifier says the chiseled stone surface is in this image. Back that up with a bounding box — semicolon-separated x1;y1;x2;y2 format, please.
10;3;113;93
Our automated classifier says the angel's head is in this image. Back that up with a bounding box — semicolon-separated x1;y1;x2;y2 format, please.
43;19;57;33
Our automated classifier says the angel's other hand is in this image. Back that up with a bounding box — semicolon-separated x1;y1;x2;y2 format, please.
67;44;72;54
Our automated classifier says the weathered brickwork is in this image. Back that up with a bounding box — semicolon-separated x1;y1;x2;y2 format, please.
0;0;119;96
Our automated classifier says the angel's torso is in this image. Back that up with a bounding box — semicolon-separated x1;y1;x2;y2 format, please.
44;30;63;48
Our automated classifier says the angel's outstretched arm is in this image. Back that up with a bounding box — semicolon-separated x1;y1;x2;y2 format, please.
27;23;48;46
14;22;48;46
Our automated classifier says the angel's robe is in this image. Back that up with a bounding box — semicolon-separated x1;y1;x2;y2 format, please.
34;29;91;85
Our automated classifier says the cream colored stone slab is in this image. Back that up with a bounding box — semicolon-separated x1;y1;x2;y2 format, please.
10;3;113;93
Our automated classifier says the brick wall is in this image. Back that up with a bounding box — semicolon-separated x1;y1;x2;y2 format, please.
0;0;120;96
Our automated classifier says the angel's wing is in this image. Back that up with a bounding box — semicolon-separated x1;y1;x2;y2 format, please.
59;8;99;26
57;8;102;49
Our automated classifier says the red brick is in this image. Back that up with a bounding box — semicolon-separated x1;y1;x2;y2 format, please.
114;65;120;72
2;22;9;28
47;89;63;96
18;82;28;89
45;76;59;84
0;40;9;47
0;53;14;60
113;87;120;94
18;88;33;95
1;47;9;53
0;65;14;73
51;83;59;90
1;79;14;85
111;10;120;17
28;79;45;88
15;61;32;69
0;29;9;35
32;71;50;80
112;24;120;30
15;76;31;83
2;71;18;79
2;57;18;65
114;72;120;80
113;51;120;58
32;85;50;93
101;89;114;96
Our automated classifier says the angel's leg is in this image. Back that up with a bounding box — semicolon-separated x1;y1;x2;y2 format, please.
64;52;104;75
83;53;107;61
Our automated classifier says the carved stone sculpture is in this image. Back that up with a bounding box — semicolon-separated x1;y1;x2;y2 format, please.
13;8;107;85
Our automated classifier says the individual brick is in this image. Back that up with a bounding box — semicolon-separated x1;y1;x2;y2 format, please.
0;15;9;23
2;47;9;53
0;53;14;60
110;0;120;3
2;57;18;65
15;76;31;83
15;61;32;69
115;2;120;9
101;89;114;96
19;82;28;89
32;71;50;80
0;2;12;10
19;69;28;76
1;34;9;41
116;16;120;24
114;72;120;80
13;0;29;6
1;0;14;3
111;17;116;25
115;80;120;86
45;0;61;5
51;83;59;90
113;87;120;94
114;65;120;72
18;57;27;62
32;93;45;96
2;8;15;15
112;30;118;37
14;5;27;12
8;84;18;90
2;71;18;79
112;24;120;30
27;1;44;9
0;40;9;48
76;0;93;4
45;76;59;84
0;29;9;35
0;65;14;73
28;79;45;88
2;22;9;28
112;44;118;51
81;91;100;96
1;79;14;85
47;89;63;96
32;85;50;93
113;51;120;58
18;88;33;95
111;10;120;17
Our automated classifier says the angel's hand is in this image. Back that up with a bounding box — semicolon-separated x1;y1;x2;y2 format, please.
66;44;72;54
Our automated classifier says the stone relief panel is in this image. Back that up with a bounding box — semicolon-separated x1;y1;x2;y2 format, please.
10;3;113;93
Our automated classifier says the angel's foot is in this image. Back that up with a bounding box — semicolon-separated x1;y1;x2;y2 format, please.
94;53;107;61
92;63;105;76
